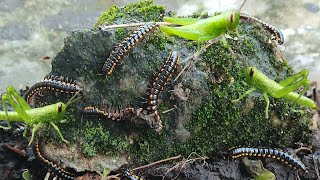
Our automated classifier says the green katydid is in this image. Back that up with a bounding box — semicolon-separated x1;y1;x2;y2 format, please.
0;85;81;145
232;67;318;118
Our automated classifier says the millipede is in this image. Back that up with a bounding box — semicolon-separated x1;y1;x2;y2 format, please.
82;104;137;121
230;147;306;171
145;51;180;132
240;13;284;45
102;22;158;76
33;140;79;179
23;75;82;104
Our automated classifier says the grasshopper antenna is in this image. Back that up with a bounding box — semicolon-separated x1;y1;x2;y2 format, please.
239;0;247;12
66;91;82;107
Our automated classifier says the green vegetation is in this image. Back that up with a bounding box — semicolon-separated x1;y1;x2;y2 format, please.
95;0;164;27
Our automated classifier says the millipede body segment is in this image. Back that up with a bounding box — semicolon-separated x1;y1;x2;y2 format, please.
24;75;82;103
240;13;284;45
102;22;158;76
146;51;180;132
82;105;136;121
33;141;78;179
230;147;306;171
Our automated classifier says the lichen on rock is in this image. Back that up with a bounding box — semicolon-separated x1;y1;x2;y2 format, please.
43;0;313;175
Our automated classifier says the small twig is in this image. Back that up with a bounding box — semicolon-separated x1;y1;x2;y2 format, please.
132;155;182;172
162;107;176;114
99;22;172;30
104;175;121;180
3;144;26;157
159;152;208;180
294;147;312;154
103;155;181;179
173;39;218;82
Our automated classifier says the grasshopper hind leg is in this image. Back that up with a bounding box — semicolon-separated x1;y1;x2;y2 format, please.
1;94;12;129
274;69;310;101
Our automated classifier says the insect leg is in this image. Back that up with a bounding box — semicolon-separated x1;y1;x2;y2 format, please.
7;86;31;110
1;86;32;126
49;121;69;144
220;35;229;48
29;122;42;145
232;87;256;103
163;16;201;26
273;70;310;99
262;93;270;119
278;69;309;87
23;124;29;137
160;25;202;41
1;94;11;129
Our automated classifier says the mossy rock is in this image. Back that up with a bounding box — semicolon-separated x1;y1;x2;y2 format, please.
42;0;313;175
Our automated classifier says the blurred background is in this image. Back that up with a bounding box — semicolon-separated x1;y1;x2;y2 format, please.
0;0;319;92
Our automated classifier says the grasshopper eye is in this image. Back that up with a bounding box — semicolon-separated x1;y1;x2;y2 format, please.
229;11;235;23
249;68;255;77
58;103;63;113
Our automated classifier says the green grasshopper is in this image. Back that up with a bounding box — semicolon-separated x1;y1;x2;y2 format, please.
161;10;242;80
160;10;240;49
232;67;318;118
0;86;81;145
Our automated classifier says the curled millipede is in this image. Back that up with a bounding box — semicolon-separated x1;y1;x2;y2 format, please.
33;140;79;179
82;105;136;121
102;22;158;76
23;75;82;104
230;147;306;171
240;13;284;45
146;51;180;132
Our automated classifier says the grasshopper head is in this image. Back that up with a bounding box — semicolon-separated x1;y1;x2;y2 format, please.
56;102;67;120
245;66;257;85
227;10;240;30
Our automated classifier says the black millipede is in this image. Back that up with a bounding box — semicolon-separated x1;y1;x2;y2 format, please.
230;147;306;171
23;75;82;104
102;22;158;76
146;51;180;132
240;13;284;45
82;104;137;121
33;140;79;179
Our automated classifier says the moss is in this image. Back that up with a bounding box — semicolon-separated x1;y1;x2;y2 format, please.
95;5;121;26
242;158;276;180
95;0;164;27
81;121;130;157
132;130;169;161
115;28;127;40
